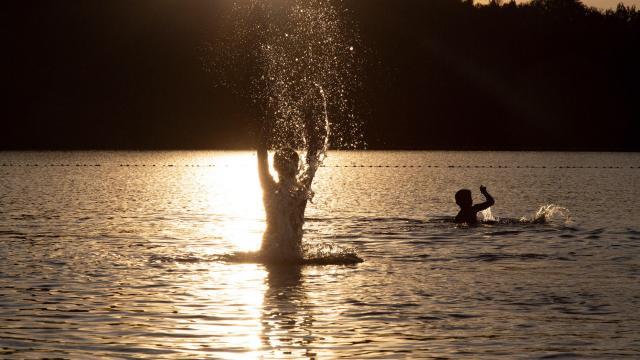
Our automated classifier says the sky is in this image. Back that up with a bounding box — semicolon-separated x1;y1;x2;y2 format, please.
570;0;639;7
572;0;639;7
477;0;640;8
590;0;638;6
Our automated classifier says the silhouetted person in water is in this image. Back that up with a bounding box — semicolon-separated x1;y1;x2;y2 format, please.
454;185;495;225
257;86;328;262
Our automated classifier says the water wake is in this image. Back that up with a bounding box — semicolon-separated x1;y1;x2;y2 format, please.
149;244;363;266
220;242;363;266
478;204;572;225
301;241;362;264
522;204;572;224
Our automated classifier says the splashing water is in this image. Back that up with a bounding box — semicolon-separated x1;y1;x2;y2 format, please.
481;207;496;222
302;242;363;265
303;82;331;164
478;204;571;225
525;204;572;224
207;0;364;264
259;0;363;150
207;0;364;150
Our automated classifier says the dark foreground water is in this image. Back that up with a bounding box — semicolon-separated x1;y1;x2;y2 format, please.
0;151;639;359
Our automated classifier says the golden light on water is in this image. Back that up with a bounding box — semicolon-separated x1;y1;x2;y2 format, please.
181;152;333;358
3;151;638;358
196;152;265;253
170;263;267;359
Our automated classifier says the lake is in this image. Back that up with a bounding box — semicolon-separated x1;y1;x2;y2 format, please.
1;151;639;359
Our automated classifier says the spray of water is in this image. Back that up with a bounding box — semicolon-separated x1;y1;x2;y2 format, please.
259;0;363;150
479;204;572;225
314;83;330;154
206;0;364;264
481;207;496;222
206;0;364;150
525;204;572;224
302;242;362;265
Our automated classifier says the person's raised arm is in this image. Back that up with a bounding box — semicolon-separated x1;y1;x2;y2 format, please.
258;122;275;191
473;185;495;212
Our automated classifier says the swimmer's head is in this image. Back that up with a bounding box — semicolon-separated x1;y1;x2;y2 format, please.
274;147;300;180
455;189;472;208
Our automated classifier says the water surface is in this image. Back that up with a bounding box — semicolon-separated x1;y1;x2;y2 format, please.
1;151;639;358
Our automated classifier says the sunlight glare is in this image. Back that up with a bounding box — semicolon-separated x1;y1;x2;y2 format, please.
203;152;265;252
175;264;267;359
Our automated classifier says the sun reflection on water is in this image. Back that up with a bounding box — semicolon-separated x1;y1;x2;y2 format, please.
163;152;333;358
172;263;267;359
194;152;265;253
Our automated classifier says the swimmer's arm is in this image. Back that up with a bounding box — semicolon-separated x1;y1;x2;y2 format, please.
258;124;275;190
472;185;495;212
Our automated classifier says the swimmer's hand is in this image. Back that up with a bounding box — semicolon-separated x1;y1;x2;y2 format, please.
478;185;495;208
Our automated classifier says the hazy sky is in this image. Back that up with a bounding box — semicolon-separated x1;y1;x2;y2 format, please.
478;0;639;8
568;0;638;7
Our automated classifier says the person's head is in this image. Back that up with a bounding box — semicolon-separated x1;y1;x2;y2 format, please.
273;147;300;180
455;189;473;208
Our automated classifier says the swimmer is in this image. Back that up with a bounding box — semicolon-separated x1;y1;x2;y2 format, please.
257;87;327;262
454;185;495;225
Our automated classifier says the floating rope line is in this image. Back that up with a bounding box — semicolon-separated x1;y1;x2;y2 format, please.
0;164;637;169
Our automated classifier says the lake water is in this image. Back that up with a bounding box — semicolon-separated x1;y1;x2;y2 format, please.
1;151;639;359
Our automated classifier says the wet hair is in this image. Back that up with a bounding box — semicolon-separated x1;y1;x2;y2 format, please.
273;148;300;178
455;189;472;208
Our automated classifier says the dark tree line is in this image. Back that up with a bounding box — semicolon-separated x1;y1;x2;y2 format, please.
348;0;640;150
1;0;638;150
